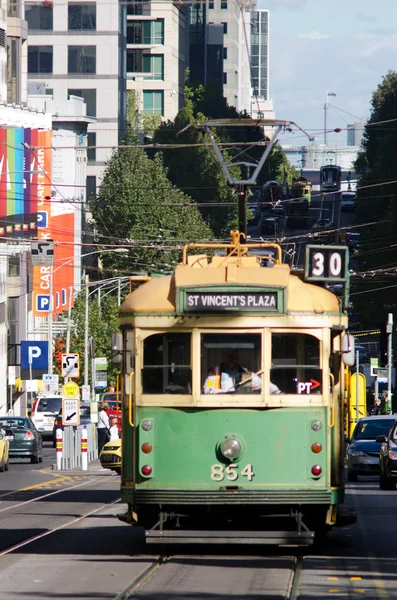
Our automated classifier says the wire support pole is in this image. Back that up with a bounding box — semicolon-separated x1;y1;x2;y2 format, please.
237;185;247;239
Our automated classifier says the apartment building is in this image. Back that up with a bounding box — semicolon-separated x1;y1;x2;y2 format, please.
26;0;126;197
126;0;187;122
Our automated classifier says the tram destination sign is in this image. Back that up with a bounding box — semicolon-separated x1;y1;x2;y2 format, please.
184;291;279;312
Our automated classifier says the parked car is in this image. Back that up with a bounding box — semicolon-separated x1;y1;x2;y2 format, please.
100;438;121;474
341;192;356;211
31;394;63;438
52;403;91;447
346;415;397;481
0;427;10;472
378;421;397;489
0;417;43;464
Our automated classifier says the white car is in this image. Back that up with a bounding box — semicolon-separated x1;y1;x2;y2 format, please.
31;395;62;438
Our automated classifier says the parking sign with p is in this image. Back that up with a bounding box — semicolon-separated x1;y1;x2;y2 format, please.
21;341;49;380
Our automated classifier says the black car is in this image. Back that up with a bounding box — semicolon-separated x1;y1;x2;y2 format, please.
377;420;397;489
346;415;397;481
0;417;43;464
52;403;91;447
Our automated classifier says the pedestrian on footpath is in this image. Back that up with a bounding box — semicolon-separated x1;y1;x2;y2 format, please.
97;401;110;453
109;417;120;441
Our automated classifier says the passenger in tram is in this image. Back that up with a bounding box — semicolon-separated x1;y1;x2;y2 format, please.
203;350;281;394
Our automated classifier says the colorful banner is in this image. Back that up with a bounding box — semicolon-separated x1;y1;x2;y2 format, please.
32;129;75;317
0;126;45;236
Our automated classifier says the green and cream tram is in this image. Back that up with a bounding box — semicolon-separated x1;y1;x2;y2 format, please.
113;232;354;545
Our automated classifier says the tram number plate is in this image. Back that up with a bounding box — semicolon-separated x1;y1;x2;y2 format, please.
210;464;254;482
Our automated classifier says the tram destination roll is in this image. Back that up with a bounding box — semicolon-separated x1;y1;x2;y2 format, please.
185;291;278;312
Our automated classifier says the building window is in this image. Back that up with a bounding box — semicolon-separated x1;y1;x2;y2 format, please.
221;22;227;34
68;46;96;74
143;54;163;79
127;20;164;45
87;132;96;161
46;88;53;95
68;89;96;117
209;2;214;7
68;4;96;31
8;257;20;277
223;72;227;84
221;1;227;7
126;0;143;15
223;47;227;59
86;175;96;200
143;90;163;115
28;46;53;74
25;3;53;30
7;0;19;17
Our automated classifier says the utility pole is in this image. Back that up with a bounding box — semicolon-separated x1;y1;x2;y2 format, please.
387;313;393;413
324;101;328;146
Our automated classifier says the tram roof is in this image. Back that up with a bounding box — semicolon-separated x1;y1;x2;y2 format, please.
120;257;340;315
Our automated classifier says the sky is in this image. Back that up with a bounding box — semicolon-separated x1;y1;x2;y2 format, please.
256;0;397;147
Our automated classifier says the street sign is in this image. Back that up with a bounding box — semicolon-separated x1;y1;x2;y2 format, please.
21;341;49;380
81;385;90;402
95;357;107;389
31;239;54;266
375;367;388;383
62;353;80;378
8;366;16;385
62;381;80;399
26;380;39;393
42;373;59;394
62;397;80;426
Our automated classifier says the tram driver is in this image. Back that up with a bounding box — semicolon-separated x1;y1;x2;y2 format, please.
203;350;281;394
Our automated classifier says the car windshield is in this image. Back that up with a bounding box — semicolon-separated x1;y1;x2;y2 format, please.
37;397;62;413
354;419;394;440
0;418;29;429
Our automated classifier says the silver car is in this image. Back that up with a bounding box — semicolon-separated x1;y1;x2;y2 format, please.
346;415;397;482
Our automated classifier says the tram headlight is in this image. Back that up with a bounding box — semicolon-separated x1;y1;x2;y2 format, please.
141;420;152;432
221;438;241;459
311;420;322;432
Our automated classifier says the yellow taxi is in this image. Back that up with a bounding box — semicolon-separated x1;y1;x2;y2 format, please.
0;426;10;472
100;438;121;474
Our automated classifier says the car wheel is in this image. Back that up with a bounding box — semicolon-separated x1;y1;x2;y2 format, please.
0;456;4;472
4;458;9;471
347;470;358;482
30;454;40;464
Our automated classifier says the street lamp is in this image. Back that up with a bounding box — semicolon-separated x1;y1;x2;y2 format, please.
82;249;128;395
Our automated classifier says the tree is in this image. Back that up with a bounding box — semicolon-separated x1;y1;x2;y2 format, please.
153;79;297;236
89;142;213;274
353;71;397;327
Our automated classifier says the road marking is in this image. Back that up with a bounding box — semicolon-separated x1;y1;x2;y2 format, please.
351;577;362;581
0;474;102;514
0;472;75;500
327;577;338;581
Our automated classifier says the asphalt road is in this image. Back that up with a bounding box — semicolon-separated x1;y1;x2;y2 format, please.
2;466;397;599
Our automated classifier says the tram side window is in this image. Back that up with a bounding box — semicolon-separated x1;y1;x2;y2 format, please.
142;333;191;394
271;333;322;394
201;333;261;394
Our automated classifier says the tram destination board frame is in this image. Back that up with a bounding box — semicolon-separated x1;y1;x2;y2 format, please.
305;245;349;282
178;287;285;314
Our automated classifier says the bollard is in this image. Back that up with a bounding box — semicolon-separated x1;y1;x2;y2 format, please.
56;428;63;470
81;427;88;471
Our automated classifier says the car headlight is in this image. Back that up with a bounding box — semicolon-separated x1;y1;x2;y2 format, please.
348;447;366;457
388;450;397;460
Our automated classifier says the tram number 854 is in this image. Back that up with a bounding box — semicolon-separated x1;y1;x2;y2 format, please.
211;464;254;481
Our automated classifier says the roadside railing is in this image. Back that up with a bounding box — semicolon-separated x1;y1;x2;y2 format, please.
56;423;98;470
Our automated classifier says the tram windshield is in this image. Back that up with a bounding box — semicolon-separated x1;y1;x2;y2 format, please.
201;333;261;394
142;333;191;394
271;333;322;394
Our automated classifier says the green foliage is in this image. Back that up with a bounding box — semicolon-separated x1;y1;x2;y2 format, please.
56;292;121;387
353;70;397;326
89;143;213;273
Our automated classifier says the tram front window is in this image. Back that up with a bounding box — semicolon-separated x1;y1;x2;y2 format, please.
142;333;191;394
271;333;322;394
201;333;261;394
